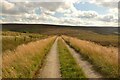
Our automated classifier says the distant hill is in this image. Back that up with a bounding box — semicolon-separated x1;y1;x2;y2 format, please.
2;24;119;35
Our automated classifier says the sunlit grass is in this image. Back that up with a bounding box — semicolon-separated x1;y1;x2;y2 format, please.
2;36;56;78
77;31;118;47
62;35;118;78
2;31;48;52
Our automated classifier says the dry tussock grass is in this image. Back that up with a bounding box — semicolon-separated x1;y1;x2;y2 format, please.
62;35;118;78
2;31;48;52
3;36;56;78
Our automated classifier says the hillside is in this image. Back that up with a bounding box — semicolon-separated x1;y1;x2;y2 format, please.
2;24;119;35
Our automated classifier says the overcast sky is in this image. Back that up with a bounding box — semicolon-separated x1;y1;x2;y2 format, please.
0;0;119;26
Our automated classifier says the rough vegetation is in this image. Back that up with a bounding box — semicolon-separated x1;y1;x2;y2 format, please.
62;35;118;78
2;24;119;78
2;31;48;52
2;36;56;78
3;24;119;47
58;37;86;78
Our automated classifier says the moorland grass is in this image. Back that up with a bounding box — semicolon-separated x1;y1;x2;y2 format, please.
62;35;118;78
58;37;86;78
77;31;118;47
3;25;119;47
2;31;48;52
2;36;56;78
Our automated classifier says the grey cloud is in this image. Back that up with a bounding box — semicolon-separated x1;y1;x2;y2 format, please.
2;1;31;14
1;0;65;15
39;2;63;11
79;11;98;18
99;15;117;22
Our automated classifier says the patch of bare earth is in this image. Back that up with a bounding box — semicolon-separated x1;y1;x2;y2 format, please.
36;38;61;78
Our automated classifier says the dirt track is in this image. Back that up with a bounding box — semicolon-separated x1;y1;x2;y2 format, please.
36;37;102;78
62;38;102;78
36;38;61;78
